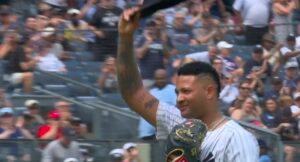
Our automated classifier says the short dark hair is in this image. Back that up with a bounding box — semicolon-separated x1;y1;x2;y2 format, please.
177;62;221;96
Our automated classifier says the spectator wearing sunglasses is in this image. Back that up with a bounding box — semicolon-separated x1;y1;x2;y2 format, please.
22;100;45;136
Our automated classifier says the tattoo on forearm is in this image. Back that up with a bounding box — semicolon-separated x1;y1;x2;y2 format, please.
117;36;143;95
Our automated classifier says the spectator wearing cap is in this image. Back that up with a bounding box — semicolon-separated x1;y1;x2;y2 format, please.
109;148;124;162
261;33;282;71
264;76;283;99
282;61;299;94
22;100;45;136
272;0;296;44
42;126;82;162
244;45;272;83
135;19;175;89
36;110;62;140
70;117;87;139
123;143;142;162
279;41;300;68
193;12;222;45
217;41;243;77
0;87;12;107
0;31;37;93
166;11;197;45
286;34;296;51
233;0;270;45
260;98;281;129
42;25;70;61
0;107;33;162
43;0;67;9
64;8;90;44
90;0;122;61
184;44;218;65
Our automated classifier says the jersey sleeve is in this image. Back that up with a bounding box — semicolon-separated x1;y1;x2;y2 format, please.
156;102;185;140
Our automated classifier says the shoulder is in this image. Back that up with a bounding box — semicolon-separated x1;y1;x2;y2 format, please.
225;120;258;143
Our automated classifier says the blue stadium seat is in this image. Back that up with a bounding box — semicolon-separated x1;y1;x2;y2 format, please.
64;60;84;72
44;84;70;97
99;93;128;107
67;83;95;97
82;61;103;72
66;71;89;83
34;72;66;87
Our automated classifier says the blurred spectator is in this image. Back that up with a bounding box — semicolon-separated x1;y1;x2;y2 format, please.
261;33;281;72
0;107;33;162
97;56;118;93
290;92;300;120
211;57;223;75
42;26;70;60
258;139;272;162
139;68;176;140
271;107;298;162
228;80;251;114
79;0;98;22
185;1;202;28
38;3;53;18
244;45;271;82
123;143;142;162
0;31;37;93
64;9;90;45
22;16;39;46
109;148;124;162
64;157;79;162
231;97;265;128
261;98;281;128
233;0;270;45
36;39;67;72
264;76;283;99
217;41;243;77
22;100;45;136
244;73;265;100
280;43;300;68
0;6;17;42
184;44;218;64
42;126;82;162
70;117;87;139
0;87;12;107
55;100;73;122
43;0;67;9
286;34;296;50
279;95;294;108
135;20;174;88
90;0;122;61
219;72;239;114
282;62;298;94
193;12;222;45
166;11;196;45
272;0;295;43
36;110;62;140
221;12;235;34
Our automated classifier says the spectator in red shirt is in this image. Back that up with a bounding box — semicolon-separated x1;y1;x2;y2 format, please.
36;110;61;140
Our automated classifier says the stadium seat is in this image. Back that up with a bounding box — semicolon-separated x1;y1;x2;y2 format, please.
67;83;95;97
98;93;128;107
64;60;84;72
44;84;70;97
34;72;66;87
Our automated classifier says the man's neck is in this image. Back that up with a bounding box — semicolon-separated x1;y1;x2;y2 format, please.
199;103;224;129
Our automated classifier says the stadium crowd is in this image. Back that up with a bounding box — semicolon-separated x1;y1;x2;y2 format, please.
1;0;300;161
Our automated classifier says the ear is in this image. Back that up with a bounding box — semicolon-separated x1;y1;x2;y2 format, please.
206;84;216;100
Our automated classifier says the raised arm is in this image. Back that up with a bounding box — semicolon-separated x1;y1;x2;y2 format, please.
117;8;158;126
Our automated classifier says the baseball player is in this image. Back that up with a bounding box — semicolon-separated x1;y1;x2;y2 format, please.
116;4;259;162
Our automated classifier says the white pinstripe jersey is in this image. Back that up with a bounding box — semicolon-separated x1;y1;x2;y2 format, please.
156;102;259;162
